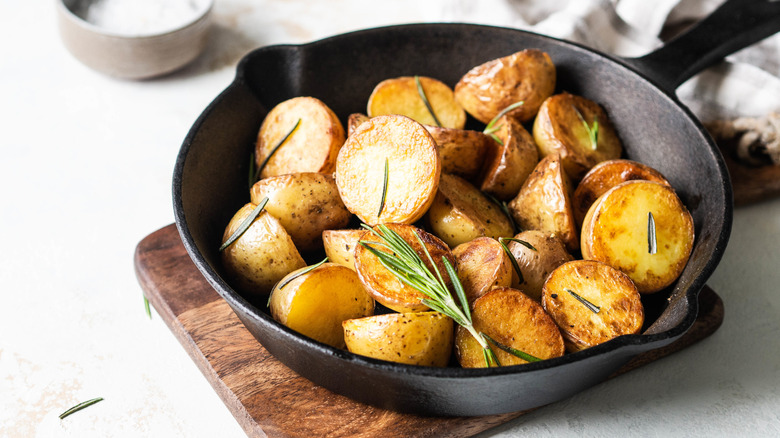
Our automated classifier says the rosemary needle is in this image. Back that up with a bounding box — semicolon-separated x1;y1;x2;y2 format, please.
277;257;328;291
143;295;151;319
483;101;524;145
378;158;389;217
484;192;518;234
498;237;525;285
648;211;658;254
253;118;301;183
565;288;601;314
219;197;269;252
59;397;104;420
574;107;599;150
415;76;442;127
483;332;541;363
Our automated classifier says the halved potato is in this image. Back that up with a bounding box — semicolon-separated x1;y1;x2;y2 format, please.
322;229;365;271
427;173;514;248
581;180;694;294
455;287;564;368
335;115;441;225
367;76;466;129
343;312;454;366
478;115;539;200
507;154;579;252
541;260;644;352
250;172;351;252
454;49;556;123
255;96;345;179
355;223;455;313
453;237;513;305
425;126;491;181
269;263;374;349
506;230;574;302
533;93;622;180
220;203;306;297
572;159;670;227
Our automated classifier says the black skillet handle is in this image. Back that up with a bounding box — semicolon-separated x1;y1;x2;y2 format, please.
622;0;780;94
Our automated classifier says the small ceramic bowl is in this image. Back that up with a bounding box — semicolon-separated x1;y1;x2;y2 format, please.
57;0;213;79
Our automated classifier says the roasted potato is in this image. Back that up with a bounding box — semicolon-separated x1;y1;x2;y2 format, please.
250;173;351;252
454;49;556;123
453;237;513;305
506;230;574;302
455;287;564;367
478;115;539;200
220;203;306;297
581;180;694;294
427;173;514;248
269;263;374;349
347;113;371;136
572;159;670;227
507;154;579;252
542;260;644;352
425;126;491;182
335;115;441;225
355;223;455;313
255;96;345;179
533;93;622;180
343;312;454;366
322;229;365;271
367;76;466;129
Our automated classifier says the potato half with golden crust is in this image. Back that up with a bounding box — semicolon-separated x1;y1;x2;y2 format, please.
533;93;622;180
454;49;556;124
572;159;670;227
425;126;490;182
542;260;644;352
355;223;455;313
255;96;345;179
343;312;454;366
269;263;374;349
453;237;513;305
507;154;579;252
250;173;351;253
478;115;539;200
455;287;564;368
427;173;514;248
581;180;694;294
322;229;365;271
506;230;574;302
367;76;466;129
220;203;306;297
336;115;441;225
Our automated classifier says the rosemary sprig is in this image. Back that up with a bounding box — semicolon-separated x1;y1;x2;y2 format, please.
143;295;151;319
483;101;524;145
483;332;541;363
59;397;104;420
358;224;500;367
484;192;519;234
219;197;269;252
500;237;537;252
269;257;329;306
253;118;301;183
378;158;389;217
497;237;524;284
415;76;442;127
648;211;657;254
574;107;599;150
565;288;601;314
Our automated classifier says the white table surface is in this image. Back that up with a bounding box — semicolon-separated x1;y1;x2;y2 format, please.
2;1;779;437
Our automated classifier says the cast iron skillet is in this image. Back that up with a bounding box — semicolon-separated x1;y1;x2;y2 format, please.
174;0;779;416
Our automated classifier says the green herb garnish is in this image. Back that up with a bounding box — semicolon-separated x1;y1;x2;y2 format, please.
143;296;151;319
415;76;442;127
378;158;389;217
59;397;104;420
498;237;525;284
484;192;519;234
483;332;541;363
500;237;537;252
648;211;657;254
219;197;269;252
483;101;524;145
253;118;301;183
268;257;329;306
574;107;599;150
359;224;500;367
565;288;601;314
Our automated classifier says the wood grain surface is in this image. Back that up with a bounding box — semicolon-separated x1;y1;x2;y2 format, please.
134;224;724;438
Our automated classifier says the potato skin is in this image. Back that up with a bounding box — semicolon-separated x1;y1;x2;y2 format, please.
572;159;670;227
508;154;579;252
427;173;514;248
506;230;574;302
269;263;375;349
250;172;351;252
255;96;345;179
455;287;564;368
367;76;466;129
355;223;455;313
453;237;513;305
322;229;365;271
220;203;306;297
343;312;454;366
425;126;490;182
478;115;539;200
542;260;644;352
454;49;556;123
581;180;694;294
533;93;622;180
347;113;371;137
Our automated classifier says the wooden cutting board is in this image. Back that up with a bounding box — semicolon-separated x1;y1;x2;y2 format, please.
134;224;724;438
